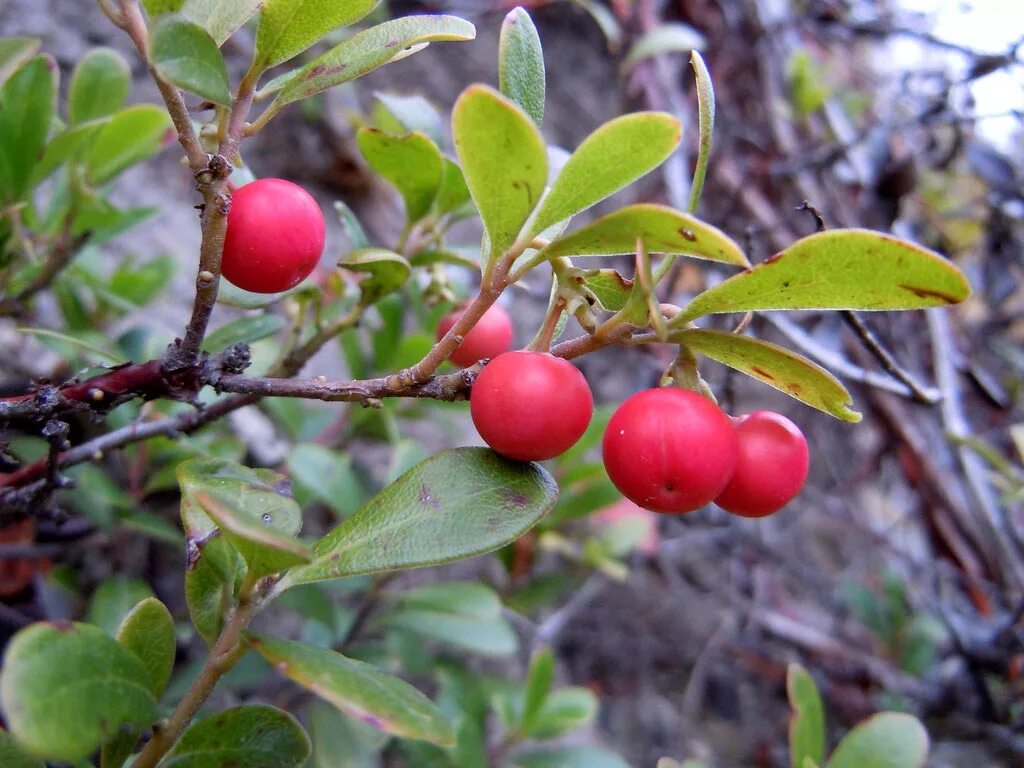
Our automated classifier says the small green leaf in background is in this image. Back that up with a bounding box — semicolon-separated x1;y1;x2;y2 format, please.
688;50;714;213
178;457;312;582
86;576;154;635
163;704;311;768
253;0;380;70
528;112;681;237
521;647;554;731
787;663;825;768
309;701;387;768
673;329;861;421
0;623;157;762
0;730;45;768
625;22;705;67
249;633;456;746
510;745;629;768
357;129;444;223
266;15;475;109
338;248;412;305
452;85;547;261
84;104;172;184
201;314;284;353
383;581;518;657
499;7;545;125
335;199;370;250
538;203;747;266
0;55;56;203
149;15;233;106
287;443;363;517
281;448;557;588
69;48;130;124
826;712;929;768
0;37;40;88
181;0;263;46
115;596;176;697
679;229;971;321
522;686;598;739
788;50;828;117
374;91;444;146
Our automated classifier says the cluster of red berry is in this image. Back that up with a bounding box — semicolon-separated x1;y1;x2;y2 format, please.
440;304;809;519
220;179;809;519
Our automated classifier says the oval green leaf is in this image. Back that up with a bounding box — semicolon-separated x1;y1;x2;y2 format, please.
539;203;748;266
267;15;475;108
84;104;172;185
0;37;40;89
357;129;443;223
249;633;456;746
679;229;971;322
280;447;557;588
0;622;157;763
529;112;681;237
143;0;186;14
499;7;545;125
181;0;263;46
337;247;412;305
453;85;547;261
826;713;929;768
86;577;155;635
787;663;825;768
178;457;312;581
115;597;176;697
69;48;130;124
0;55;56;203
163;704;311;768
150;15;232;105
253;0;379;70
674;328;861;421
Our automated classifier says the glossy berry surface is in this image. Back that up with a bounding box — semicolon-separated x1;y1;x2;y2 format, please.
602;388;738;514
470;351;593;462
714;411;809;518
221;178;325;294
437;303;514;368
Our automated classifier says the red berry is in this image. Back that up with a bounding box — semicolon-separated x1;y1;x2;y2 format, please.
602;388;738;514
221;178;325;294
714;411;809;518
437;303;514;368
471;351;593;461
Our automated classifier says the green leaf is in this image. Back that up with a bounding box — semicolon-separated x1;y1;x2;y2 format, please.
787;663;825;768
335;199;369;250
0;622;157;763
402;581;502;617
86;577;154;636
625;22;705;67
268;15;476;110
309;701;387;768
0;729;45;768
0;37;40;89
583;269;634;312
69;48;130;124
178;457;312;582
143;0;187;14
539;203;748;266
150;15;232;106
338;247;412;305
185;531;242;645
115;597;176;698
673;329;861;421
249;633;456;746
499;7;545;125
201;313;284;353
788;50;828;117
679;229;971;321
374;91;444;145
688;50;714;213
452;85;547;261
357;129;443;223
529;112;681;237
181;0;263;46
163;704;311;768
510;745;629;768
84;104;172;184
826;713;929;768
287;443;363;517
521;647;554;730
31;119;107;185
523;687;598;739
0;55;56;203
435;158;472;217
280;447;557;588
253;0;381;70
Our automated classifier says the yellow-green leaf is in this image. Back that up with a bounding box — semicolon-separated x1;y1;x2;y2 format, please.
826;713;928;768
253;0;379;70
181;0;263;46
499;7;545;125
337;247;411;305
115;597;176;698
357;129;443;223
787;663;825;768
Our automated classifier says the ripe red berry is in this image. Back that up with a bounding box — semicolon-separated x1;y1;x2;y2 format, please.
602;388;738;514
221;178;325;294
714;411;809;518
471;351;593;461
437;303;514;368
